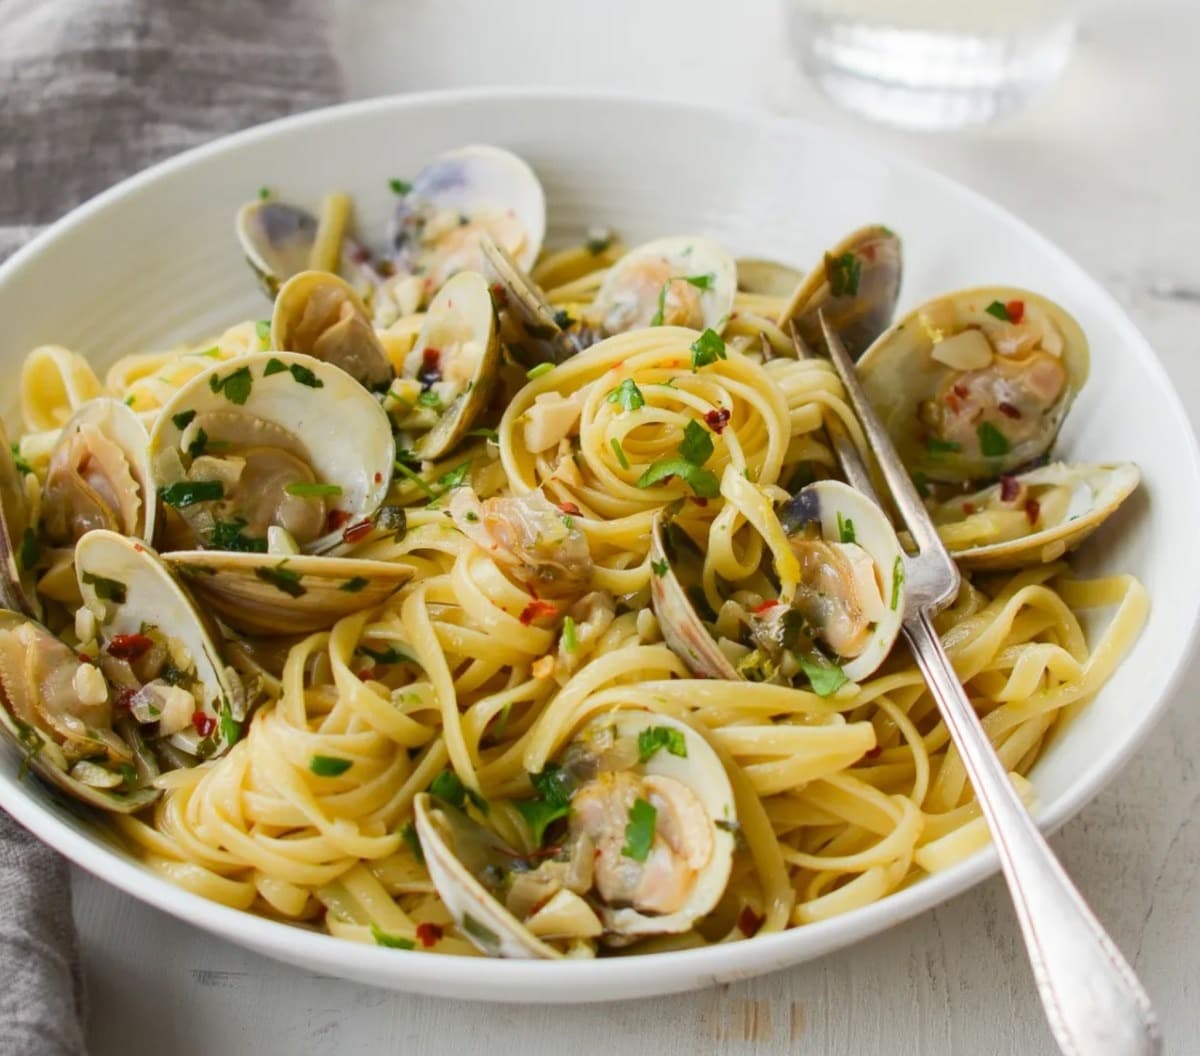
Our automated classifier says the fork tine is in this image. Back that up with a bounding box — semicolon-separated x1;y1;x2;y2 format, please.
817;311;953;562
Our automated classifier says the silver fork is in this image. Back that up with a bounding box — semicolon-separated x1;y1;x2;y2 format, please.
810;312;1162;1056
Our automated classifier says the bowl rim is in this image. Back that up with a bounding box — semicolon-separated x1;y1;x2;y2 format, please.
2;85;1198;998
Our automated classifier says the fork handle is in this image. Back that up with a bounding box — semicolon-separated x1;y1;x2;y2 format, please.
903;612;1162;1056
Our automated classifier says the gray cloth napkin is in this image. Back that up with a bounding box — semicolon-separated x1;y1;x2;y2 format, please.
0;2;342;1052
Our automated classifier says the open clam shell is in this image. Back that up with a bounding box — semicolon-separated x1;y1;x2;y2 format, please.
779;225;902;359
589;236;737;337
479;233;575;368
236;200;320;300
0;609;160;813
165;551;412;637
857;287;1090;485
76;529;244;758
648;511;740;681
0;420;39;617
270;270;394;392
776;479;906;683
398;270;501;461
928;461;1140;571
415;710;737;957
149;351;394;556
736;257;805;298
41;397;157;546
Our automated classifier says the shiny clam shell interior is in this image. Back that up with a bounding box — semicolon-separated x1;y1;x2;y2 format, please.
236;199;319;300
479;233;574;367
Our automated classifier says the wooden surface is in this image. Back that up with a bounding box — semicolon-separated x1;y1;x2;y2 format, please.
75;1;1200;1052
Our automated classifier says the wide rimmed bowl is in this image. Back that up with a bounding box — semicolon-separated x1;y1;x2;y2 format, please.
1;89;1197;1003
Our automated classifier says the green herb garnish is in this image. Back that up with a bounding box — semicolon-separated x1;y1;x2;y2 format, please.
255;320;271;346
208;365;253;404
310;754;352;777
254;561;305;597
977;421;1010;457
926;437;962;458
636;458;720;498
606;378;645;412
400;821;424;864
389;178;412;196
359;644;417;666
825;251;862;297
621;798;657;861
526;362;554;380
219;699;241;747
370;923;415;949
340;577;369;593
158;480;224;508
651;558;668;577
891;555;904;611
9;444;33;476
837;512;856;544
649;281;669;327
611;437;630;470
690;328;726;370
80;571;126;604
436;461;472;491
637;725;687;763
515;762;574;846
797;654;848;697
416;389;443;409
284;482;343;498
678;420;714;466
985;300;1011;322
209;518;267;553
683;273;716;290
561;616;578;652
171;409;196;431
18;527;40;572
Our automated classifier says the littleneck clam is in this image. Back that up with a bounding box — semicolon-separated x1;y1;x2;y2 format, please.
857;287;1089;485
736;258;805;299
75;529;244;759
925;461;1140;570
236;199;321;300
414;711;737;958
588;236;737;337
479;233;575;368
270;271;395;392
40;397;157;546
0;609;160;812
779;225;902;359
0;420;40;617
394;270;501;461
148;351;411;635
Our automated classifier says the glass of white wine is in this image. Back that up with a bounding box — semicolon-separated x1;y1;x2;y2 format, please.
787;0;1080;130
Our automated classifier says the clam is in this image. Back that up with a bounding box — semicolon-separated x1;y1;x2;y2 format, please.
588;236;737;337
390;144;546;297
479;233;575;368
767;479;906;684
75;529;244;758
394;270;501;461
270;271;394;392
236;199;321;300
148;352;411;635
648;511;739;680
857;287;1089;485
40;397;157;546
736;257;805;298
926;461;1140;570
0;610;160;812
779;225;902;359
414;711;737;957
0;420;39;617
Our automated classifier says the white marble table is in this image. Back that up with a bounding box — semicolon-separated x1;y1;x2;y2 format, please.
76;1;1200;1052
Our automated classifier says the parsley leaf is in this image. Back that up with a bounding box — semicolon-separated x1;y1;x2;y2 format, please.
651;558;668;577
797;654;848;697
621;798;657;861
400;821;424;864
171;409;196;431
606;378;645;412
636;458;720;498
985;300;1012;322
429;770;467;808
358;644;418;666
254;561;306;597
637;725;688;762
926;437;962;457
9;444;33;476
18;528;40;572
650;281;669;327
977;421;1011;457
611;437;630;470
219;699;241;747
837;512;856;544
561;615;578;652
891;555;905;611
159;480;224;508
526;362;554;380
370;923;415;949
209;518;267;553
340;576;369;593
81;571;126;603
310;755;352;776
208;365;253;405
284;482;342;497
436;461;472;491
683;273;716;290
825;251;862;297
389;178;412;196
417;389;443;409
286;362;323;388
690;328;726;371
256;320;271;346
678;420;714;466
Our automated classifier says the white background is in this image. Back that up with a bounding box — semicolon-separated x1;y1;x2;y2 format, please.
75;1;1200;1052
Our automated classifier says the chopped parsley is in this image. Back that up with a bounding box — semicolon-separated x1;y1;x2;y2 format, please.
393;460;439;500
429;769;467;808
370;923;415;949
561;615;578;653
825;251;862;297
263;358;287;376
690;328;726;370
650;281;669;327
636;458;720;498
891;555;905;611
284;482;343;498
516;762;574;846
258;186;270;200
400;821;424;864
683;273;716;290
926;437;962;458
837;512;856;544
913;471;931;498
678;419;714;466
621;798;657;861
18;527;39;572
310;754;352;777
552;308;573;329
416;389;443;409
585;229;614;255
185;428;210;459
984;300;1012;322
977;421;1011;457
606;378;645;412
797;654;848;697
340;576;369;593
637;725;687;762
525;362;554;380
171;409;196;431
219;699;241;747
158;480;224;508
611;437;630;470
359;644;417;666
389;178;412;196
254;561;305;597
255;320;271;346
208;365;253;405
651;558;668;577
466;427;499;443
265;357;323;388
436;461;472;491
9;444;33;476
80;571;126;604
461;914;500;950
209;518;268;553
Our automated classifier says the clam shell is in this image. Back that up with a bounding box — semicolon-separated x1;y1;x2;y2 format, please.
480;233;574;367
0;419;39;618
235;200;319;300
736;257;805;298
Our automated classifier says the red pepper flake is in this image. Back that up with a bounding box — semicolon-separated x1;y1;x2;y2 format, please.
133;543;145;553
373;472;383;484
961;502;975;515
106;633;154;661
953;383;968;399
864;745;883;759
752;599;781;615
415;922;443;948
999;474;1020;502
557;501;581;516
862;243;877;262
1025;498;1040;525
192;712;216;737
944;392;961;413
489;282;508;308
737;906;764;938
519;599;560;625
359;667;381;682
76;653;94;665
342;518;373;544
1006;299;1026;325
997;401;1022;420
704;407;731;434
326;508;352;533
114;688;137;711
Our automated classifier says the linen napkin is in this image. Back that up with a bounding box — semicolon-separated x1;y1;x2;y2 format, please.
0;2;342;1052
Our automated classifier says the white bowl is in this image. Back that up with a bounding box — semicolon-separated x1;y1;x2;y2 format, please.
1;89;1197;1003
